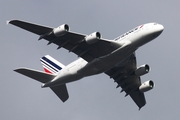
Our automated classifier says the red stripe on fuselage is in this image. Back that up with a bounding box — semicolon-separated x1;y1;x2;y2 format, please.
140;24;144;28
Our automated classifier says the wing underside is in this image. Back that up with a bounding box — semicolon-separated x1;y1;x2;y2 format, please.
9;20;120;62
105;53;146;109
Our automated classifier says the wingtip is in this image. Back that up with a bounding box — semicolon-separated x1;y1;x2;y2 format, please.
6;20;15;25
6;20;10;25
138;105;145;111
6;20;19;25
14;68;22;73
13;69;19;72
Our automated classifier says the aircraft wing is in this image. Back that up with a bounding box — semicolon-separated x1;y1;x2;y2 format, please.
105;53;146;109
8;20;121;62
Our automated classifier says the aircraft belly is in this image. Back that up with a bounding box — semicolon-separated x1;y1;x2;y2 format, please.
43;40;137;88
42;73;83;87
79;41;136;76
56;74;83;84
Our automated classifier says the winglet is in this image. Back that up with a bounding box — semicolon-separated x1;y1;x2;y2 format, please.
6;20;10;25
6;20;17;25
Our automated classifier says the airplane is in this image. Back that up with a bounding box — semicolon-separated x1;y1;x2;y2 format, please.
8;20;164;109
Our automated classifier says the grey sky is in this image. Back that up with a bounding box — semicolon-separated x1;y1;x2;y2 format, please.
1;0;180;119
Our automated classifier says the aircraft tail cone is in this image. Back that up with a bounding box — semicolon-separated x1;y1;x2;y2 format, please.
41;83;49;88
41;84;45;88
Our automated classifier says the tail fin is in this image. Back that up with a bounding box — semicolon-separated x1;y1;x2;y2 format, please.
40;55;65;74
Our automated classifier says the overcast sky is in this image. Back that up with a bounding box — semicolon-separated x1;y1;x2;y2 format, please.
1;0;180;120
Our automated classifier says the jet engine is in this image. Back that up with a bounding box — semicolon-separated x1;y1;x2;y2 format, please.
139;80;154;92
85;32;101;44
135;64;150;76
53;24;69;37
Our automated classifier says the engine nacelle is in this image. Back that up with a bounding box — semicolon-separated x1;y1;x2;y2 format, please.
139;80;154;92
85;32;101;44
53;24;69;37
135;64;150;76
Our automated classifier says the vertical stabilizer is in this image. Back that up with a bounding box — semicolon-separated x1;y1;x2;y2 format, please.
40;55;65;74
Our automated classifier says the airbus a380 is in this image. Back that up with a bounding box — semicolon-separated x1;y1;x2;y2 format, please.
8;20;164;109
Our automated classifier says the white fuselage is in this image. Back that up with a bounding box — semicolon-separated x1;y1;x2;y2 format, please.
42;23;164;88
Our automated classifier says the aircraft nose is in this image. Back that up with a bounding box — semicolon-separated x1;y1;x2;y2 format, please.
155;24;164;33
158;24;164;32
152;23;164;38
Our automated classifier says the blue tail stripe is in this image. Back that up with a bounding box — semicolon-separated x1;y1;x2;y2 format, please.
41;56;62;70
40;59;59;72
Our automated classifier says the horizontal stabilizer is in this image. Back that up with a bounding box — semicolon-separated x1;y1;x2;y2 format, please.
50;84;69;102
14;68;56;83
